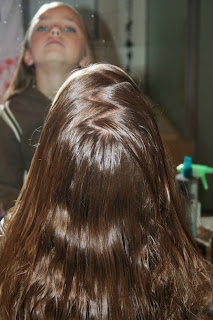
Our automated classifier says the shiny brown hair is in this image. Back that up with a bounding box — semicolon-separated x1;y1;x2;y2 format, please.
3;1;94;102
0;63;213;319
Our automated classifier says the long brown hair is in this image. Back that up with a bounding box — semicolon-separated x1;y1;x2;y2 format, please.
3;1;94;102
0;63;212;319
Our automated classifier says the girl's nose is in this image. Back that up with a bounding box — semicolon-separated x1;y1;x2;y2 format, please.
50;26;61;36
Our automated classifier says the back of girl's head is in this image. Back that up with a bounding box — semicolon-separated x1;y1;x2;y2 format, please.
32;63;168;216
3;1;94;102
1;63;213;319
26;63;175;246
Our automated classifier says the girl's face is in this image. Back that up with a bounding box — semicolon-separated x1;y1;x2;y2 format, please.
24;6;89;69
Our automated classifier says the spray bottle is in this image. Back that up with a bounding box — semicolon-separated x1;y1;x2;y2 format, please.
176;163;213;191
176;156;199;237
176;156;213;237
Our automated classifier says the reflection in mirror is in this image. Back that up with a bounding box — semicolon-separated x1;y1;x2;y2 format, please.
0;0;213;212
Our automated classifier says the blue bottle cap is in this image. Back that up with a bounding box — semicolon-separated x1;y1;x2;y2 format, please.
182;156;192;178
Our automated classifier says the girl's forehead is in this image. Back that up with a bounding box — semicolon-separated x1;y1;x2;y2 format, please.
41;7;79;19
32;6;83;28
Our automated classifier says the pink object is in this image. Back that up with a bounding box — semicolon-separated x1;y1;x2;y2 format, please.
0;56;19;102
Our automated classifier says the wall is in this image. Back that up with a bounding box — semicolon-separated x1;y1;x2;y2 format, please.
197;0;213;210
146;0;186;134
146;0;213;210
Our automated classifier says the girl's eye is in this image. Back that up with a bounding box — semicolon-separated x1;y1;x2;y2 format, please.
65;27;76;33
36;26;48;32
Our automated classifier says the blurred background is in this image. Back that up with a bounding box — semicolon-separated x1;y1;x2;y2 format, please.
1;0;213;210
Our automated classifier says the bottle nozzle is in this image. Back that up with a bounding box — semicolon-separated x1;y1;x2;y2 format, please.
177;162;213;190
